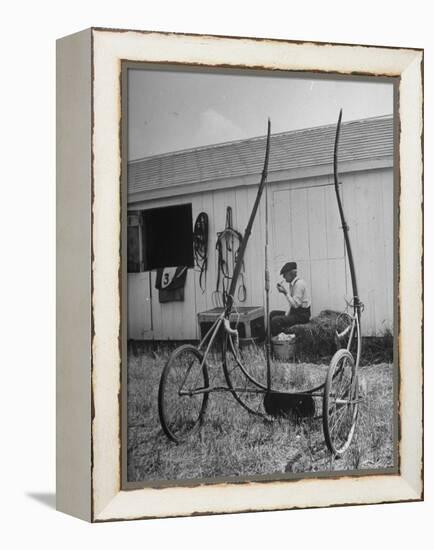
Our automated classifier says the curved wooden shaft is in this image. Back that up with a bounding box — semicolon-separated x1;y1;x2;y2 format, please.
225;119;271;316
333;109;361;320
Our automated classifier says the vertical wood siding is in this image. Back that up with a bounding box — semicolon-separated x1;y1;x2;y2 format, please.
127;167;393;339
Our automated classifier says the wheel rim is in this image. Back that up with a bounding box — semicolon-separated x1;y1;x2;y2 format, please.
324;350;358;455
159;346;209;442
222;335;268;417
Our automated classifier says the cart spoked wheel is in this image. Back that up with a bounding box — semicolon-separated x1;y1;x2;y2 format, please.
323;349;359;456
158;345;209;443
222;334;268;418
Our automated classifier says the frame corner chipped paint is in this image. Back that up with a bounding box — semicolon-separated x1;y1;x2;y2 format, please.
56;27;423;523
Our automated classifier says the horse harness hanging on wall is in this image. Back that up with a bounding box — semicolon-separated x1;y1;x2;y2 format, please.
192;212;209;293
214;206;247;307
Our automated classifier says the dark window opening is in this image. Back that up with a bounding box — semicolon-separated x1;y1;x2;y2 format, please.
143;204;193;270
127;204;194;273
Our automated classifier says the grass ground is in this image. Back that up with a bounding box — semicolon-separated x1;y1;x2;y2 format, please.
127;344;395;483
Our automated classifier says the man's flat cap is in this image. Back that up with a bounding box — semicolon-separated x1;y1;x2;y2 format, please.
280;262;297;275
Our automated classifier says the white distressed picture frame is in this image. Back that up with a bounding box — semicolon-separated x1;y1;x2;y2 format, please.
56;27;423;522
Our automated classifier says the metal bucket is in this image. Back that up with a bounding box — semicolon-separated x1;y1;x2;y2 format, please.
271;336;296;361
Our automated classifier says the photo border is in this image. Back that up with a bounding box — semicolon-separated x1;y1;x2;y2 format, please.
89;28;423;522
120;61;400;491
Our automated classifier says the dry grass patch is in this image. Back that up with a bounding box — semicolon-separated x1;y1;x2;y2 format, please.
127;345;394;482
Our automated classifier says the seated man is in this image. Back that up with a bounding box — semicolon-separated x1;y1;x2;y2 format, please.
270;261;311;336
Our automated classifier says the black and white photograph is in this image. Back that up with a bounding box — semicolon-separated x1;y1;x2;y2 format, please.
125;65;396;485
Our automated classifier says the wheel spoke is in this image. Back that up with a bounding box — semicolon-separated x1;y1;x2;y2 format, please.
177;358;196;393
185;358;205;393
330;406;347;434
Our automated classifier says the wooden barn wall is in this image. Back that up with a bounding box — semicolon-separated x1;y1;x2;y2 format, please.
127;167;393;340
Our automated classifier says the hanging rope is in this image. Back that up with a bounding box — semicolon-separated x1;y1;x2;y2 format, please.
192;212;209;293
213;206;247;308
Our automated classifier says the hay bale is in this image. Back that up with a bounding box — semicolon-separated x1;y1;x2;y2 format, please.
288;310;341;360
283;310;393;364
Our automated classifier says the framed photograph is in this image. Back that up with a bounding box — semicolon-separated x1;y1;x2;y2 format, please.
56;27;423;522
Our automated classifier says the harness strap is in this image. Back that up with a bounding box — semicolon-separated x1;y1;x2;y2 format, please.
193;212;209;293
215;207;247;307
